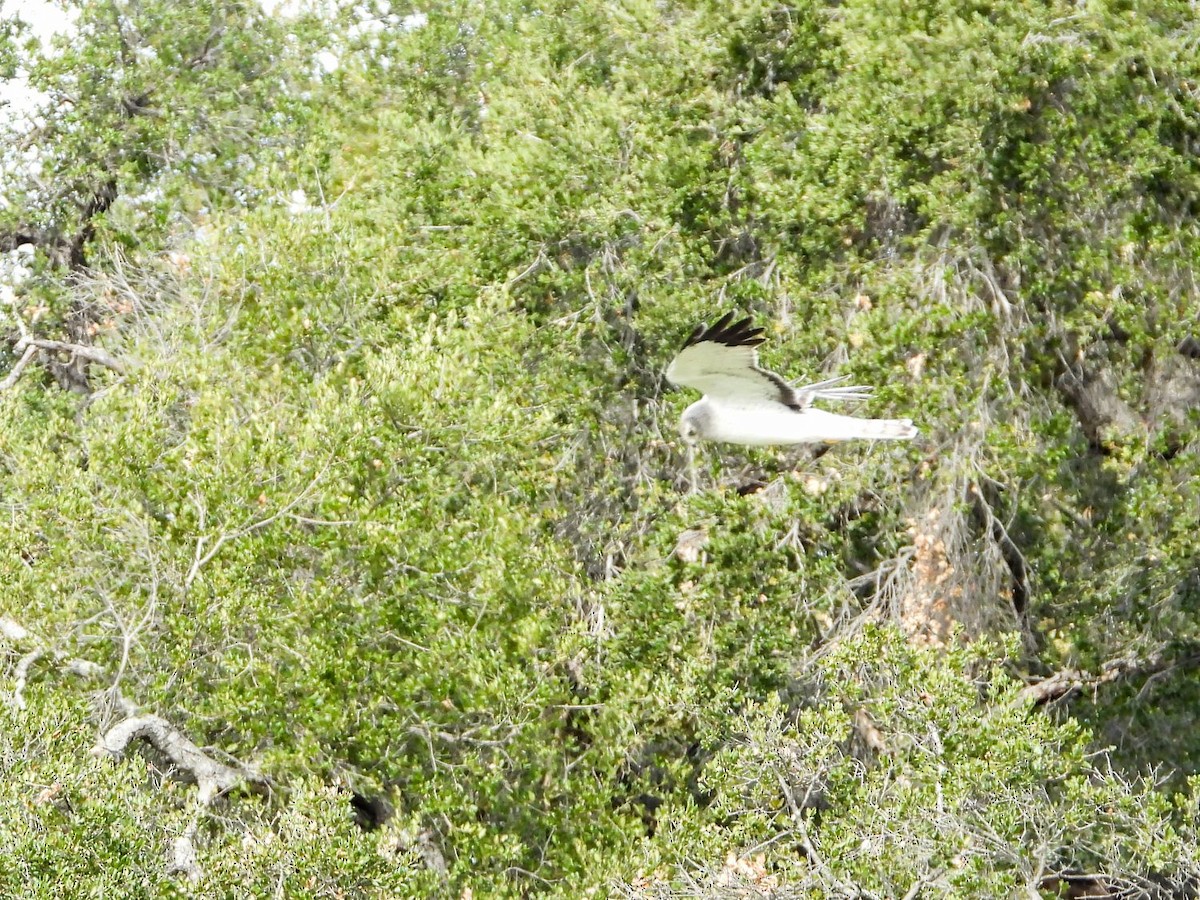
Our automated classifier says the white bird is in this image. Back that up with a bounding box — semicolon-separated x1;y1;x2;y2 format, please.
666;313;917;487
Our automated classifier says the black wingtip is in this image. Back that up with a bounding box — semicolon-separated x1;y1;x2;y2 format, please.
681;312;766;350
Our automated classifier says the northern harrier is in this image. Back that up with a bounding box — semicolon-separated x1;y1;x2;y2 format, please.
666;312;917;486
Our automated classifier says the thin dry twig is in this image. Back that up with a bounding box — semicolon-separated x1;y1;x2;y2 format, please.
776;771;882;900
184;457;333;592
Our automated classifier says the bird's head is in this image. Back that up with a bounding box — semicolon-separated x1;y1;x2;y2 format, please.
678;402;708;446
679;417;700;445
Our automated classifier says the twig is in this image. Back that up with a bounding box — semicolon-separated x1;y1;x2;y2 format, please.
777;771;882;900
901;868;945;900
504;249;549;289
967;478;1030;618
184;459;332;591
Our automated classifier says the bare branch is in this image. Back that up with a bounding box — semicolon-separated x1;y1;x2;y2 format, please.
184;458;333;591
0;617;31;641
92;713;266;804
504;249;549;289
0;344;39;391
10;647;47;710
170;819;203;883
901;868;945;900
63;658;105;678
1019;648;1200;706
3;617;105;709
15;337;129;375
777;771;883;900
94;714;268;883
967;479;1030;620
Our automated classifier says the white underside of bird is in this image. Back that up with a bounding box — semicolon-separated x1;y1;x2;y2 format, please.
682;396;917;446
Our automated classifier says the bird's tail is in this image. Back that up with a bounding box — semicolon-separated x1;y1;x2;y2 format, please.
799;408;919;442
840;416;919;441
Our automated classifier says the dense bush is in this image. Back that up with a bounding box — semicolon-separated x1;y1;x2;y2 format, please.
2;0;1198;896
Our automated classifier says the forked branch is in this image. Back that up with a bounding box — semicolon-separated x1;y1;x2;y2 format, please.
94;713;268;882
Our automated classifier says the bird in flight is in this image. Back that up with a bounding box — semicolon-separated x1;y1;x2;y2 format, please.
666;312;917;488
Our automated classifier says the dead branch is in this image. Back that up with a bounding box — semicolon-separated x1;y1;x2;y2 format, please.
1019;648;1200;706
63;658;105;678
0;344;39;391
504;248;549;289
92;713;265;803
11;648;48;711
901;868;946;900
93;713;268;883
15;337;129;374
2;336;129;393
170;820;203;882
0;617;31;641
3;616;107;709
4;617;43;710
1019;667;1106;706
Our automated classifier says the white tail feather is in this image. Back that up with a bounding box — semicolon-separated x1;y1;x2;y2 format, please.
844;417;919;441
806;412;916;444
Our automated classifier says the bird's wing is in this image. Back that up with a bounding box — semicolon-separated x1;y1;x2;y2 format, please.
665;312;800;409
793;375;874;409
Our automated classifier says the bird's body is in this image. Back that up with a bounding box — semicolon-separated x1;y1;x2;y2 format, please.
681;397;917;446
665;312;918;450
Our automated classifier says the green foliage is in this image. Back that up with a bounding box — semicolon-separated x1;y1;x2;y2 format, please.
639;629;1184;896
2;0;1199;896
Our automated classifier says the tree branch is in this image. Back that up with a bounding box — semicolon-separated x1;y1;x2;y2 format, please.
3;617;106;710
777;771;882;900
184;459;333;591
1054;358;1141;449
15;337;128;374
92;714;266;803
967;479;1030;619
0;344;39;391
92;713;269;882
1019;648;1200;706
